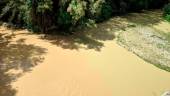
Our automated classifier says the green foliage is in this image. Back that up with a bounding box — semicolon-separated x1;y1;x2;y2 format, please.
164;14;170;22
68;0;86;24
37;0;53;13
0;0;168;33
128;0;152;10
163;3;170;15
77;18;96;28
57;8;72;29
97;2;113;22
163;3;170;22
0;0;25;23
88;0;105;19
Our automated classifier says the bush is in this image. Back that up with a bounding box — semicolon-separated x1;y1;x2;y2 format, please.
95;2;113;22
163;4;170;15
68;0;86;25
57;8;72;30
164;14;170;22
0;0;169;33
163;3;170;21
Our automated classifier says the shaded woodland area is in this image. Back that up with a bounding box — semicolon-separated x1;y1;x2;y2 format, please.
0;0;169;33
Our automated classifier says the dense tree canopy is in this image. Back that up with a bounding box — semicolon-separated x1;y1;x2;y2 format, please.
0;0;169;33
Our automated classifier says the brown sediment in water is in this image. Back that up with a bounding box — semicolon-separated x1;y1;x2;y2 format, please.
6;30;170;96
1;10;170;96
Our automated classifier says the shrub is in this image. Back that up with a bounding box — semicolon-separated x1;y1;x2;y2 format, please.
0;0;169;33
96;2;113;22
57;8;72;30
163;3;170;21
68;0;86;25
163;3;170;15
164;14;170;22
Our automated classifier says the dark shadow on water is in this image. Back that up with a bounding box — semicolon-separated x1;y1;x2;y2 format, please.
40;10;163;51
0;33;46;96
40;20;119;51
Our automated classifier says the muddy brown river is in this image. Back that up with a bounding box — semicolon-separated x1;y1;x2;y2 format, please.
1;10;170;96
9;34;169;96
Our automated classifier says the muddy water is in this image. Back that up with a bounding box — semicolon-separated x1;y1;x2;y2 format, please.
7;30;170;96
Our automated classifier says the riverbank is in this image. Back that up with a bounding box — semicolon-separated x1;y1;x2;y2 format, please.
117;10;170;72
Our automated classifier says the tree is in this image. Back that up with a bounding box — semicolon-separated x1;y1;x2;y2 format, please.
0;0;169;33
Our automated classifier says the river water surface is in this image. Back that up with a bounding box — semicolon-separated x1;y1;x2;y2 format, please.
11;33;170;96
1;10;170;96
